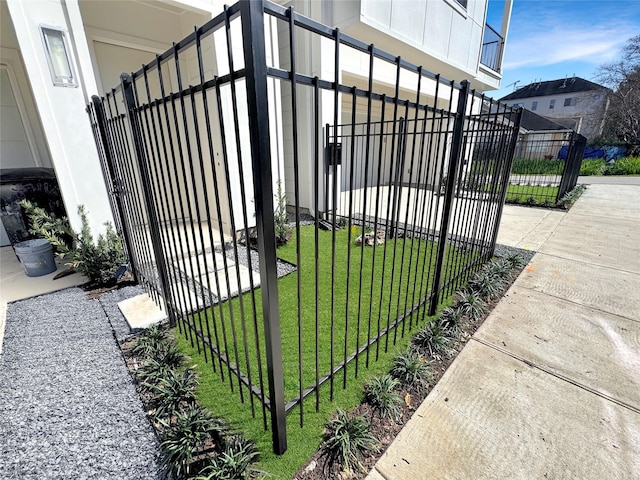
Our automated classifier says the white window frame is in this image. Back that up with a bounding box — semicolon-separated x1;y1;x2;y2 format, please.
39;25;78;88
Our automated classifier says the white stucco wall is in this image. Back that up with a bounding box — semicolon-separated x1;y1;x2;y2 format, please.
6;0;112;235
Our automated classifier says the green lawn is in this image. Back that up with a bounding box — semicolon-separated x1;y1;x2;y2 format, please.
505;184;559;205
176;225;469;478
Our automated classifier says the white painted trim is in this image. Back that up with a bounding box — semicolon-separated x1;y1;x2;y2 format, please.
84;26;168;93
0;60;44;167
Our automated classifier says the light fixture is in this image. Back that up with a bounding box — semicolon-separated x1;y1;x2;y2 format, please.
40;25;77;87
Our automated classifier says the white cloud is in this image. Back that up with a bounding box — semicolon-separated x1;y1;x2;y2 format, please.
501;1;640;70
503;25;632;69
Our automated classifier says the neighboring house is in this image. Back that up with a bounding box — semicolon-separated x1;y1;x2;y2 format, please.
499;77;610;142
0;0;512;245
513;109;573;160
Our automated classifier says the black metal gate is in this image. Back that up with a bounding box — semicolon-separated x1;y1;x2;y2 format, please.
87;0;522;454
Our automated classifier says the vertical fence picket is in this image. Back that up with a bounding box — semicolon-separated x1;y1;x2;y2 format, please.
240;0;287;455
429;80;470;315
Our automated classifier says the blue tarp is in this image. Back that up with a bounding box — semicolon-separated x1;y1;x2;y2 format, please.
558;145;627;161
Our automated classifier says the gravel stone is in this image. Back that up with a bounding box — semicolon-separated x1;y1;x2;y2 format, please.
0;288;159;480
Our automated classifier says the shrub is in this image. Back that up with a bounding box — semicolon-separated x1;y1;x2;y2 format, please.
132;325;168;358
20;200;126;284
559;184;587;208
605;156;640;175
147;368;198;420
485;259;512;280
412;319;456;360
158;404;227;479
274;180;291;247
197;435;259;480
504;253;526;270
456;290;487;320
390;349;433;389
579;158;606;176
510;158;564;175
468;269;505;300
320;410;380;474
364;374;402;420
439;305;467;334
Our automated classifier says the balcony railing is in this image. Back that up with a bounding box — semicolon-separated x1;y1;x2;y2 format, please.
480;23;504;72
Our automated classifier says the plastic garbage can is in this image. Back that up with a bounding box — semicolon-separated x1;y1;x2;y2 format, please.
14;239;57;277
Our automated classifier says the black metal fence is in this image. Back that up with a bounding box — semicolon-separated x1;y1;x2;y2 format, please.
87;0;522;454
503;131;587;205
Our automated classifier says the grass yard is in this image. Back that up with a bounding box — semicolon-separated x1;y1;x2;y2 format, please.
176;225;469;478
505;184;559;205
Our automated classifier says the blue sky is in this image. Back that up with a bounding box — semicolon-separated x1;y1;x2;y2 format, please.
487;0;640;100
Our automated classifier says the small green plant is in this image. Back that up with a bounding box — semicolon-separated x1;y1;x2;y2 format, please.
604;157;640;175
579;158;606;176
504;253;526;270
412;319;456;360
135;358;176;388
147;367;198;420
320;409;380;474
364;374;402;420
468;269;505;300
456;290;487;320
20;200;126;284
158;404;227;479
132;325;169;358
390;349;433;389
485;259;512;280
274;180;291;247
559;184;587;208
439;305;467;334
197;435;259;480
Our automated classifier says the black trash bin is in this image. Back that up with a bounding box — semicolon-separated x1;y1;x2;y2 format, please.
0;168;66;246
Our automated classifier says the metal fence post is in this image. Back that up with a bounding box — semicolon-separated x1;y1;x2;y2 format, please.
240;0;287;455
90;95;138;284
120;73;176;325
428;80;470;316
557;132;586;201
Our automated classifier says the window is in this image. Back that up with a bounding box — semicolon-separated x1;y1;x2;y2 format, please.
531;101;538;111
564;97;575;107
40;26;77;87
456;0;468;7
512;102;523;108
549;99;555;109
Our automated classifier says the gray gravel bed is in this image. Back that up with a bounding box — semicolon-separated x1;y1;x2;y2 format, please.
493;243;536;264
0;288;158;480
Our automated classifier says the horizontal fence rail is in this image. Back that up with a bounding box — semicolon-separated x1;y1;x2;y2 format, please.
87;0;522;454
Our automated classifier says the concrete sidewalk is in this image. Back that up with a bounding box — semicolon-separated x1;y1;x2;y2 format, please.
367;183;640;479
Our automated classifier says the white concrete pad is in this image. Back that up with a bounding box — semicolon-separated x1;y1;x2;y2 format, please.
0;246;87;303
173;251;234;276
517;254;640;322
538;214;640;273
570;185;640;220
118;293;167;330
496;205;565;250
476;286;640;409
202;265;260;301
368;341;640;480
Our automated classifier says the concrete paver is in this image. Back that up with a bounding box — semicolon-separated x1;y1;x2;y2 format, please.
370;341;640;480
517;254;640;321
368;183;640;479
496;206;565;251
476;286;640;409
538;214;640;273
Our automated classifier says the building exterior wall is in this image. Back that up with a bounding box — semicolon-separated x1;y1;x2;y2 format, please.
505;89;608;141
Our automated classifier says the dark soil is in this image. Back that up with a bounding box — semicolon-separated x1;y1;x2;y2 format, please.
83;270;136;299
